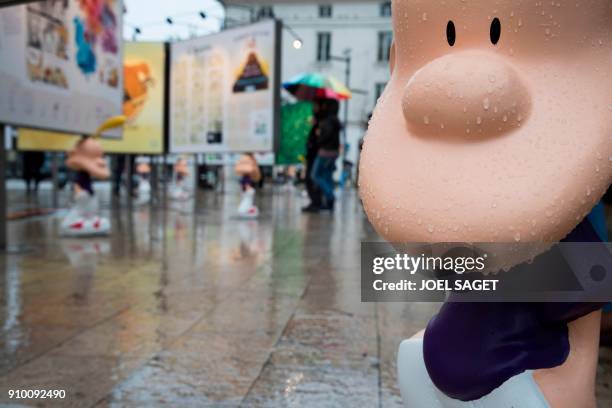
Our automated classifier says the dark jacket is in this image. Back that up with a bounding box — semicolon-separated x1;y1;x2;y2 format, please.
317;116;341;152
306;122;319;162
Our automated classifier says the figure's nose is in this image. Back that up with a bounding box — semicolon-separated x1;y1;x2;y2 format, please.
402;51;531;138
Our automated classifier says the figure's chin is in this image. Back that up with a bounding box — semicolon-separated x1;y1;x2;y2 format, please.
362;195;587;272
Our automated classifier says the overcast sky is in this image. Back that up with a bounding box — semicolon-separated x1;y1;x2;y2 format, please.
123;0;225;41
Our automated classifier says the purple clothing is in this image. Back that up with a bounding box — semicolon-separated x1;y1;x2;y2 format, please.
240;176;255;191
75;171;94;195
423;216;609;401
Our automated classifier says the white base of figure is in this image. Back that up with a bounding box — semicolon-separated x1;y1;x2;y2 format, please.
397;339;549;408
61;190;110;237
237;188;259;219
136;178;151;206
169;184;190;201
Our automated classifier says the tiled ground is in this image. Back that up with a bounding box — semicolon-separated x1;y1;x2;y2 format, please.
0;183;609;407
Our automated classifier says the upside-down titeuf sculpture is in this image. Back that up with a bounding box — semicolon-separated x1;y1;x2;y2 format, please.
61;116;126;237
235;153;261;219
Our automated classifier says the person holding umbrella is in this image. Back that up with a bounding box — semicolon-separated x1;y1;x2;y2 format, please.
311;99;341;211
283;73;350;212
302;100;323;213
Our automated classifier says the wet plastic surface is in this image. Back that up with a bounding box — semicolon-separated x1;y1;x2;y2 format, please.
0;186;609;407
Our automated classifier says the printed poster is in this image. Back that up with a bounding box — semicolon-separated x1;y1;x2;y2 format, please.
19;41;166;154
0;0;123;136
170;20;280;153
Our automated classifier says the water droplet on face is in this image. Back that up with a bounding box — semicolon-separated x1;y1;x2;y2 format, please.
422;12;428;21
483;98;490;110
427;224;434;233
502;115;508;122
476;116;482;125
423;116;430;125
514;232;521;242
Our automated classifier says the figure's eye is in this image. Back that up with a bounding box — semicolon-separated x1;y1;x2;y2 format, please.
446;20;456;46
490;17;501;45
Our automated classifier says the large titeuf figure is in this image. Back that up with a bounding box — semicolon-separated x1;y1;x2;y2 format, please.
359;1;612;407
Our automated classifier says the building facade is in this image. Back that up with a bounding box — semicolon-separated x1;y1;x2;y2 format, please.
226;1;393;167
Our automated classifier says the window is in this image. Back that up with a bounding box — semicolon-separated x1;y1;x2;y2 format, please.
317;32;331;62
257;6;274;20
380;2;392;17
319;4;332;18
377;31;393;62
375;82;387;104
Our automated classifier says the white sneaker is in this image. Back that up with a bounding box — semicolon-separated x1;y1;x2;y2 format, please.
169;184;190;201
397;339;549;408
237;205;259;219
237;189;259;219
61;215;111;237
61;191;110;236
137;179;151;205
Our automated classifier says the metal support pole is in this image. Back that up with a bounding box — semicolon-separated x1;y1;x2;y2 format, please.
331;51;353;164
0;125;7;250
51;152;59;208
126;154;133;207
343;51;351;163
162;154;168;203
193;154;199;194
150;155;158;200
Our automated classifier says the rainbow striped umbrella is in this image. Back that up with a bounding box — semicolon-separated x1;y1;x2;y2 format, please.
283;73;352;101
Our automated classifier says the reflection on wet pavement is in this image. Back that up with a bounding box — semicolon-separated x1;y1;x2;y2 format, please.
0;187;610;407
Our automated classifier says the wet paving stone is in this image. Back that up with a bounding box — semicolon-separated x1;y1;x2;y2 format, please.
0;189;609;407
244;365;379;408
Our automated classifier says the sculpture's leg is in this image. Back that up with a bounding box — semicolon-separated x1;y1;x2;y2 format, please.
534;310;600;408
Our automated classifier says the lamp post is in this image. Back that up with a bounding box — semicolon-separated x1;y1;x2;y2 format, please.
330;49;352;162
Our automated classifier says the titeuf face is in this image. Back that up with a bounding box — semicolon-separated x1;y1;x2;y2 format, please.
360;0;612;256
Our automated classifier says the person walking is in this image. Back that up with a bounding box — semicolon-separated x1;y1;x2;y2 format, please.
22;151;45;194
311;99;341;211
302;100;324;213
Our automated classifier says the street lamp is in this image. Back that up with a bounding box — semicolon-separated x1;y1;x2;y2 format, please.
329;49;352;161
282;24;303;50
